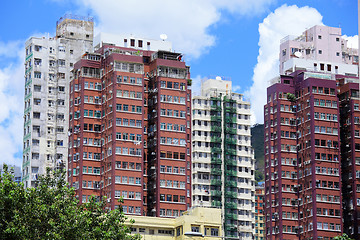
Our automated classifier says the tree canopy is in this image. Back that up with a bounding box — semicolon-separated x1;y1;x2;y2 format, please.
0;165;141;240
334;234;354;240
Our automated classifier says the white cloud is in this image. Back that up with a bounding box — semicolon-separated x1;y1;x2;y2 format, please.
343;35;358;49
0;41;22;59
232;85;241;92
191;75;203;96
0;41;25;167
211;0;275;15
79;0;275;59
249;4;323;124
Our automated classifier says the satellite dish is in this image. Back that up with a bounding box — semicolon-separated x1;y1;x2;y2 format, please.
294;51;302;58
160;34;168;41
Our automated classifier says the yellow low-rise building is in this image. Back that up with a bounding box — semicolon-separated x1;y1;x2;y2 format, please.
127;207;222;240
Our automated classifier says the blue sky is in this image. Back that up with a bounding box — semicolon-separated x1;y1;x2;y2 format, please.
0;0;358;166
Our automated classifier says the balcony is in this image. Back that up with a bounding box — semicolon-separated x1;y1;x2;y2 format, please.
225;149;237;156
211;125;222;132
225;180;237;188
211;105;222;111
225;192;237;198
211;157;222;165
211;116;222;122
211;179;222;186
211;136;222;143
225;224;237;231
211;200;222;207
225;159;237;167
225;116;237;123
223;96;236;103
225;138;237;145
238;226;252;232
211;168;222;175
225;213;238;220
225;107;237;113
211;190;222;197
211;147;222;154
225;202;237;209
225;127;237;135
225;170;237;177
210;96;221;101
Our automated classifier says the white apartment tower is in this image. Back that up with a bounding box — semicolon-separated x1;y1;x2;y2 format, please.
192;77;255;239
22;15;94;187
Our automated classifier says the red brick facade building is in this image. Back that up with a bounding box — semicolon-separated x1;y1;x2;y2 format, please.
68;45;192;217
263;71;357;239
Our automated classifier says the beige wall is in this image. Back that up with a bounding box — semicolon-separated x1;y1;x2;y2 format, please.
127;207;222;240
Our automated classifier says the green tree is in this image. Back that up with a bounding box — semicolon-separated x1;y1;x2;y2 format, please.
255;170;264;184
0;165;141;240
334;234;354;240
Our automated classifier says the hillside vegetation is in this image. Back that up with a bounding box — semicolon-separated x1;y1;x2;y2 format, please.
251;124;264;183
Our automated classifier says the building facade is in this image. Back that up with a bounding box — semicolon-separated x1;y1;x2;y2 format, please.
338;78;360;238
192;77;255;239
0;164;22;184
68;44;192;217
265;24;360;240
22;15;94;187
255;183;265;240
128;207;222;240
264;71;359;239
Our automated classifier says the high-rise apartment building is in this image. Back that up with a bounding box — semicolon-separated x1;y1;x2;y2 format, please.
22;15;94;188
192;77;255;239
68;42;192;217
255;183;265;240
338;79;360;238
264;24;360;240
264;71;348;239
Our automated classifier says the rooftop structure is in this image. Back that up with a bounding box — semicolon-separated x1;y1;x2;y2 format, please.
94;32;172;52
280;25;358;76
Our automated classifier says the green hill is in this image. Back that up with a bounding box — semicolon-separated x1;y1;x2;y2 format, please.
251;124;264;183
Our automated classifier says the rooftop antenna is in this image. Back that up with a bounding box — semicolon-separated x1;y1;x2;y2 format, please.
160;34;167;41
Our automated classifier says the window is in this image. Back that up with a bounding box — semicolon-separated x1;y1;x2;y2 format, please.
191;225;200;232
210;228;219;236
33;112;40;119
34;72;41;78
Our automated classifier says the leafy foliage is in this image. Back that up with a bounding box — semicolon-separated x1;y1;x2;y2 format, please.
0;165;141;240
255;171;264;183
334;234;354;240
286;93;296;102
